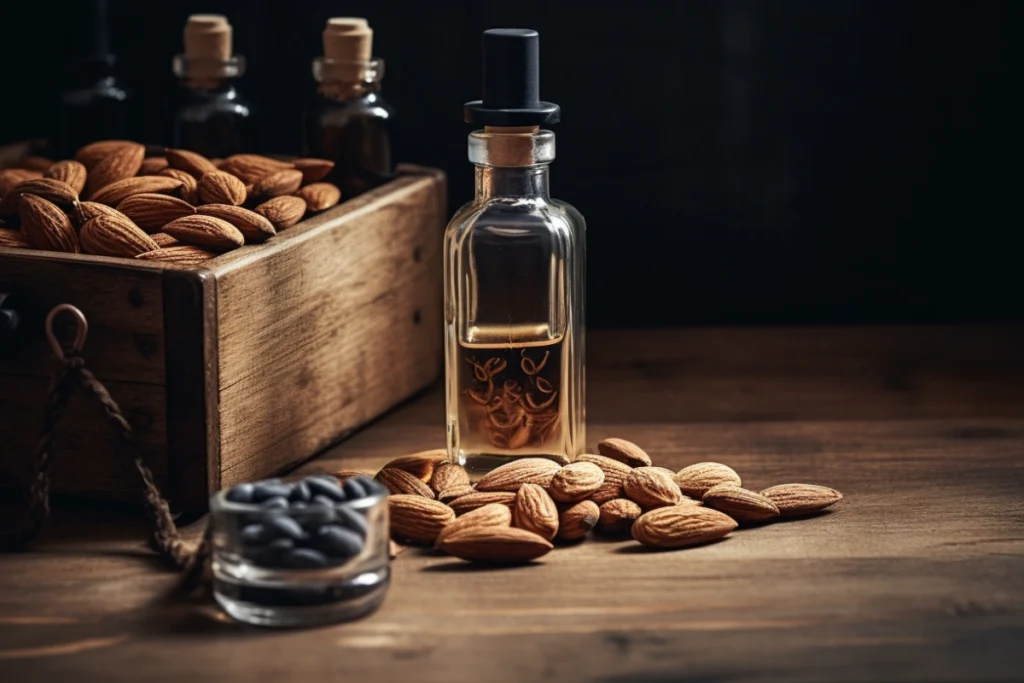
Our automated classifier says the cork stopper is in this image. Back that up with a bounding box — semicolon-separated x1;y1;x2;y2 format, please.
483;126;541;166
323;17;372;62
184;14;232;61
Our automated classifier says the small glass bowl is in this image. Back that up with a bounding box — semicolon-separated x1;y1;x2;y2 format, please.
210;474;390;627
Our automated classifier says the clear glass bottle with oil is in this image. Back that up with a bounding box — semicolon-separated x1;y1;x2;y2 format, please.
445;29;585;477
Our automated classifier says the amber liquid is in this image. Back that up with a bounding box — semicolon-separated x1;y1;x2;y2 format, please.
454;325;571;477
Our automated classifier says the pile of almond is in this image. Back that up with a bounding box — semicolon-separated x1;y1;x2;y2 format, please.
0;142;342;264
337;438;844;565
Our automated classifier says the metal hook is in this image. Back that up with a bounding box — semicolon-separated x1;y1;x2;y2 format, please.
45;304;88;360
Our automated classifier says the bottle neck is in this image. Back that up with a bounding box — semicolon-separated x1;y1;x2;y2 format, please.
475;164;550;201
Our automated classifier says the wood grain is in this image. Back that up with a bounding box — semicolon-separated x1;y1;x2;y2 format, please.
210;170;445;485
0;326;1022;682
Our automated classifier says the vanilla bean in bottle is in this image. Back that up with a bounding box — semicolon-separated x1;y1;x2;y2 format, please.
304;18;394;199
171;14;253;157
444;29;586;478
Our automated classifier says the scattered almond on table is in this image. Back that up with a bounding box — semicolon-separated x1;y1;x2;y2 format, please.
0;141;342;264
347;437;844;566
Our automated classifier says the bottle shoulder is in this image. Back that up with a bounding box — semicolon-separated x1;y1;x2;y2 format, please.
445;196;585;242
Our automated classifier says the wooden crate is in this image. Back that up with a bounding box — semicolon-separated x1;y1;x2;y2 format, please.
0;166;446;512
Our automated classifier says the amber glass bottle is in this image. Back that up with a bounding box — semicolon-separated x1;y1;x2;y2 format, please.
53;0;133;158
304;18;394;199
172;15;252;157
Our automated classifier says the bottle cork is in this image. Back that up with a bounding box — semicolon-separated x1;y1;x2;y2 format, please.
484;126;541;167
184;14;232;61
321;17;373;83
182;14;233;85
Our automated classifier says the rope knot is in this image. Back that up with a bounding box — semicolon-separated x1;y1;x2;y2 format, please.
63;355;86;371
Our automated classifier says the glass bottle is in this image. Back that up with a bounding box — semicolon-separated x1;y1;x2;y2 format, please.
172;15;252;157
444;29;586;477
52;0;133;158
304;18;394;199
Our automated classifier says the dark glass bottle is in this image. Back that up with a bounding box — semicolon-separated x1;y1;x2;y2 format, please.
304;18;394;199
171;15;252;157
52;0;132;158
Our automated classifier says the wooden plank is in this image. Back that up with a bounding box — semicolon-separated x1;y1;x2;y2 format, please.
162;268;218;513
0;250;167;385
0;374;167;500
210;171;445;485
0;413;1021;681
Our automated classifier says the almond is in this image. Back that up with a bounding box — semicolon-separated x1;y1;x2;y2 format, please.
159;168;198;204
448;491;516;516
197;171;247;206
597;438;652;468
475;458;562;492
19;195;78;253
438;526;552;564
437;484;476;504
75;140;139;170
512;483;559;541
330;469;375;481
80;213;159;257
1;178;78;216
388;495;454;546
0;169;42;196
379;449;447;483
72;201;124;226
557;499;600;540
293;157;335;184
578;453;632;504
43;160;87;194
252;168;303;199
376;467;435;498
759;484;843;517
117;193;196;232
632;505;738;549
597;498;642;535
702;485;779;522
548;462;604;503
220;154;294;184
675;462;742;498
295;182;341;211
165;148;218;178
85;143;145;198
16;156;53;172
162;215;244;252
254;195;306;230
624;467;683;509
139;157;170;175
435;502;511;547
136;245;217;264
0;227;30;248
429;462;470;494
197;204;276;243
89;176;185;207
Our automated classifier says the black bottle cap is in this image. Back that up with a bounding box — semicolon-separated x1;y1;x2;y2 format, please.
464;28;560;126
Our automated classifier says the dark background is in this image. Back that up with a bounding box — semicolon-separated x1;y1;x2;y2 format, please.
1;0;1020;327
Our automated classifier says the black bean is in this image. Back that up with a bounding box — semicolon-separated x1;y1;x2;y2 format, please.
264;515;305;541
342;477;367;499
252;482;292;502
289;481;311;503
268;537;295;553
241;523;270;545
261;496;289;509
311;494;336;507
335;506;369;538
298;501;335;530
315;525;363;559
307;476;346;501
282;547;329;569
225;483;254;503
290;502;307;512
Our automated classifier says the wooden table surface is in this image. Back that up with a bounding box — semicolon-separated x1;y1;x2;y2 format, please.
2;326;1023;682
